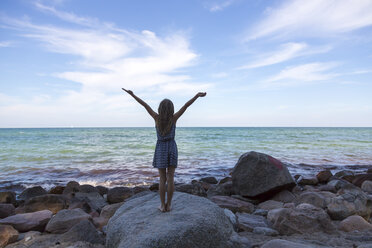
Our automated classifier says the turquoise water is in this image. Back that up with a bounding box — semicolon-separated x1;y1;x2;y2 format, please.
0;127;371;192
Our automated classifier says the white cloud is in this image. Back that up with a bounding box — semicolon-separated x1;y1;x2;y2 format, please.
0;41;12;47
206;0;235;12
266;62;339;84
247;0;372;40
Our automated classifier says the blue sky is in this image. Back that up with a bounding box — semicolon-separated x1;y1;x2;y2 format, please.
1;0;372;127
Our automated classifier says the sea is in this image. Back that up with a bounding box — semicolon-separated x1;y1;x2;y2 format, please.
0;127;371;193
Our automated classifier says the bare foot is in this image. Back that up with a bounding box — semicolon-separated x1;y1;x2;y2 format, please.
165;202;172;212
158;205;166;212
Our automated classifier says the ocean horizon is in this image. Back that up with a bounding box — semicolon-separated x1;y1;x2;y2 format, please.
1;127;371;193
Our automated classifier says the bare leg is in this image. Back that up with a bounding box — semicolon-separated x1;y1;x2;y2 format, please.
158;168;167;212
166;166;175;212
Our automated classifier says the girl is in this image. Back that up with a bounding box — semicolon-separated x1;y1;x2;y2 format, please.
122;88;206;212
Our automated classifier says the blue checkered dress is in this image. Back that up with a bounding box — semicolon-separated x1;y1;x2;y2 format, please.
153;124;178;168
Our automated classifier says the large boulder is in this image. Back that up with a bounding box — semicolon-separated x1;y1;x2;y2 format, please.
45;208;92;234
232;152;295;198
267;203;335;235
24;194;68;214
0;210;52;232
106;192;237;248
0;204;15;218
107;187;133;204
0;225;18;248
19;186;47;202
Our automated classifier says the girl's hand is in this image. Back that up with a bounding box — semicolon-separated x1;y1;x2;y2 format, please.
197;92;207;97
122;88;133;95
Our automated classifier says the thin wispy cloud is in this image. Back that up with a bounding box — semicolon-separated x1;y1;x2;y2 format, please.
246;0;372;40
206;0;235;12
0;41;12;47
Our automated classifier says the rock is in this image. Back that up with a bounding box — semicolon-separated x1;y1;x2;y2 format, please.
175;182;206;197
353;173;372;187
200;176;218;184
63;181;80;195
252;209;268;216
224;209;238;231
45;208;92;234
328;179;350;191
339;215;372;232
358;244;372;248
283;202;295;208
96;186;108;196
210;196;254;213
48;186;65;194
230;195;259;205
79;185;99;193
60;219;104;244
0;192;16;205
0;225;18;247
317;170;333;183
295;191;335;209
267;203;335;235
24;194;68;214
232;151;295;198
74;192;107;212
5;233;61;248
133;186;149;194
107;187;134;204
252;227;278;236
0;210;52;232
257;200;283;210
93;202;124;229
271;190;295;203
226;232;251;248
16;230;41;242
0;204;15;218
235;212;269;232
334;170;355;183
218;177;231;184
19;186;47;202
106;192;236;248
261;239;314;248
319;184;337;193
149;183;159;191
207;181;234;197
361;180;372;193
297;176;319;185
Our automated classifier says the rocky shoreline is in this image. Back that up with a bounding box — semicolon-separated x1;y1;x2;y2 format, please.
1;151;372;247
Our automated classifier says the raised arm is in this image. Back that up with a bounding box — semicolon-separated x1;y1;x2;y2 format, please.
173;92;206;122
122;88;158;120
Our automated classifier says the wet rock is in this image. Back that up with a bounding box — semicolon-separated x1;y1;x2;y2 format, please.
271;190;295;203
297;176;318;186
334;170;355;183
48;186;65;194
0;192;16;205
200;176;218;184
257;200;283;211
175;182;207;197
106;192;236;248
267;203;335;235
252;227;279;236
218;177;231;184
74;192;107;213
107;187;134;204
236;212;269;232
149;183;159;191
63;181;80;195
24;194;68;214
60;219;104;245
133;186;149;194
45;208;92;234
0;210;52;232
0;204;15;218
0;225;18;248
261;239;314;248
207;181;234;197
79;185;99;194
353;173;372;187
96;186;108;196
210;196;254;213
19;186;47;202
232;151;295;198
339;215;372;232
361;180;372;193
317;170;333;183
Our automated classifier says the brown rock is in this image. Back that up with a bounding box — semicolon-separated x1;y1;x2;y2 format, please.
200;177;218;184
257;200;283;211
45;208;92;234
0;225;18;248
19;186;47;202
48;186;65;194
316;170;333;183
218;177;231;184
0;210;52;232
175;183;206;197
339;215;372;232
107;187;134;204
295;191;335;209
297;176;318;186
149;183;159;191
62;181;80;195
0;204;15;219
210;195;254;213
271;190;295;203
353;173;372;187
334;170;355;183
96;185;108;196
232;151;295;198
0;192;16;205
133;186;150;194
79;184;99;193
24;194;68;214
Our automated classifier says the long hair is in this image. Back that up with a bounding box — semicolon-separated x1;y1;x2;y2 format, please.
157;99;174;136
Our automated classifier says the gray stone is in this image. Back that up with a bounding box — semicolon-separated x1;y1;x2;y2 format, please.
0;192;16;205
206;181;234;197
106;192;236;248
297;176;319;185
96;186;108;196
261;239;314;248
45;208;92;234
60;219;104;244
328;179;350;190
267;203;336;235
0;224;18;248
19;186;47;201
362;180;372;193
339;215;372;232
200;176;218;184
0;210;52;232
257;200;283;210
252;227;279;236
253;209;268;216
271;190;295;203
224;209;238;231
74;192;108;212
236;212;269;232
0;203;15;218
79;185;99;193
24;194;68;214
107;187;134;204
232;151;295;198
175;182;206;197
93;202;124;229
63;181;80;195
210;196;254;213
295;191;335;209
317;170;333;183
